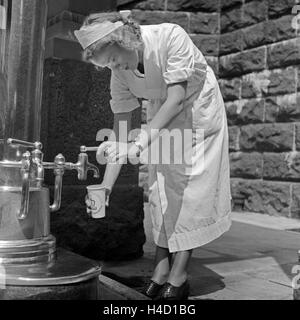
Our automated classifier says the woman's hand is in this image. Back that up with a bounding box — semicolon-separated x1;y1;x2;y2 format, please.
97;141;138;163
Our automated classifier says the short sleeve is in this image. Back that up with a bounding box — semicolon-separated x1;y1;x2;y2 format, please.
110;70;140;114
163;25;206;85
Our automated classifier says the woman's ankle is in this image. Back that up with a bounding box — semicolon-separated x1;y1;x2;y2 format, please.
167;271;188;286
151;271;169;285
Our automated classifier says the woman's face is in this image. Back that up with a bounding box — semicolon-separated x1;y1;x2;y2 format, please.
90;43;139;70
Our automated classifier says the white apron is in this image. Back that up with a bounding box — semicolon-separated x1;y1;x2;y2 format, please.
109;23;232;252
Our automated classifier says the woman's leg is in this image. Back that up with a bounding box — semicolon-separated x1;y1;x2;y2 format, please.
151;245;173;284
167;249;193;286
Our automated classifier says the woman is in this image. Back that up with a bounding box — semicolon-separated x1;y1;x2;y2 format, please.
74;10;232;300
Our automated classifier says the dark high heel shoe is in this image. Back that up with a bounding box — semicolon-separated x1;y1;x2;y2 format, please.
155;280;190;300
141;280;165;299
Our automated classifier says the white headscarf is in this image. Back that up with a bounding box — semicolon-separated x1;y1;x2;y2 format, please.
74;10;131;50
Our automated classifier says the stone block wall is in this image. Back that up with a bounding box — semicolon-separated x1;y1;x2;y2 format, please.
219;0;300;218
119;0;300;218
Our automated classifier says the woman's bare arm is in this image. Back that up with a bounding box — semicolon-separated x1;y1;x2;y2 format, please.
102;111;132;187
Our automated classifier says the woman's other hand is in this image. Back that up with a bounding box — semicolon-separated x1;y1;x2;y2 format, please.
97;141;131;163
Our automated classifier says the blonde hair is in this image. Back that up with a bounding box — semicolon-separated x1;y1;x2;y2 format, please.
81;12;144;64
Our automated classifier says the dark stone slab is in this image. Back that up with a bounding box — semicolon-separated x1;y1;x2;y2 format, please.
296;123;300;151
239;123;294;152
268;0;297;17
242;22;269;50
267;38;300;69
220;30;243;55
167;0;220;12
291;184;300;219
263;152;300;182
51;185;146;261
241;71;270;98
266;15;296;44
189;12;220;34
225;99;264;125
221;0;243;10
132;0;165;10
265;94;300;123
190;34;219;56
221;6;243;33
230;152;263;179
219;47;266;78
219;78;241;101
131;9;189;30
266;67;296;96
243;0;268;26
228;126;240;152
230;179;291;216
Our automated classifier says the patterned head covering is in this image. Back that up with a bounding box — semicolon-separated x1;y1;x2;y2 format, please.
74;10;131;50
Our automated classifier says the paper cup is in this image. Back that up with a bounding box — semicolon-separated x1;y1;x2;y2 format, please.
85;185;106;219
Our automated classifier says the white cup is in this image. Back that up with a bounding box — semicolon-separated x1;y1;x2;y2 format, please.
85;185;106;219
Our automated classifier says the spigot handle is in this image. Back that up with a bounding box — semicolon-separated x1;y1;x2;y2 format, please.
17;151;31;220
80;146;99;152
7;138;42;150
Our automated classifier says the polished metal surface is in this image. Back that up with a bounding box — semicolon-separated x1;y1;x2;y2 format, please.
0;187;51;241
3;248;102;286
0;235;56;265
1;0;48;187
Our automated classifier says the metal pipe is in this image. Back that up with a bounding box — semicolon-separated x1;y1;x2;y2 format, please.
49;174;63;213
17;151;31;220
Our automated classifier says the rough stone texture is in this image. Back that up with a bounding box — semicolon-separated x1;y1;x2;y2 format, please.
133;0;165;10
241;67;297;98
243;0;268;26
230;152;263;178
51;185;146;261
41;58;140;187
189;12;220;34
296;124;300;151
221;6;244;33
241;71;270;98
266;15;296;44
228;126;240;152
225;99;264;125
239;124;294;152
266;67;296;96
291;184;300;218
221;0;243;10
220;30;243;55
219;78;241;101
265;94;300;123
268;0;298;17
267;38;300;69
263;152;300;181
190;35;219;56
167;0;220;12
131;9;189;30
242;22;268;50
219;47;266;78
298;67;300;92
230;179;291;216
